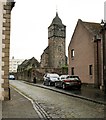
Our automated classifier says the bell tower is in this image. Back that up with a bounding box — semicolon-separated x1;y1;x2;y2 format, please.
48;12;66;39
48;12;66;68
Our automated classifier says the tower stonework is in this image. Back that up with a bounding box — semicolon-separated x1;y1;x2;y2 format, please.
0;0;15;100
48;12;66;68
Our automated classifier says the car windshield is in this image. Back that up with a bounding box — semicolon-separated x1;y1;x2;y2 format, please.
9;75;14;78
60;75;69;79
50;74;59;78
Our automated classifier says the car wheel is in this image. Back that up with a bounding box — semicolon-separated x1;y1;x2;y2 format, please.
43;82;45;85
55;82;57;87
48;81;51;86
77;86;81;90
62;83;66;89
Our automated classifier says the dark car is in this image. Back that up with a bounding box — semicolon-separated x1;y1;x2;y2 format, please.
43;73;59;86
8;75;15;80
55;75;82;90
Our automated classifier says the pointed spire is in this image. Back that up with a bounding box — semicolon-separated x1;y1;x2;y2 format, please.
51;7;63;25
56;11;58;17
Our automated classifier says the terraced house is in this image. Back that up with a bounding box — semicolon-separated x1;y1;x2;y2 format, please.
68;19;103;88
0;0;15;100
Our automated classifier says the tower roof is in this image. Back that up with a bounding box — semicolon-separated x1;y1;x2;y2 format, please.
51;12;63;25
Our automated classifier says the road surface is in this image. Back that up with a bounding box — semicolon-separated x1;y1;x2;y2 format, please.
10;80;104;118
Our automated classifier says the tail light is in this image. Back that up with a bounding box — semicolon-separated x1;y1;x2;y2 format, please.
78;82;81;84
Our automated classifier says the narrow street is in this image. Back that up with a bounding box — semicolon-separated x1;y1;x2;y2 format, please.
9;80;105;118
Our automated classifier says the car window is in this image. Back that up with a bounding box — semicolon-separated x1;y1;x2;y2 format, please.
66;76;70;79
50;74;59;78
9;75;15;78
71;78;79;80
67;76;79;80
51;76;58;78
61;77;66;79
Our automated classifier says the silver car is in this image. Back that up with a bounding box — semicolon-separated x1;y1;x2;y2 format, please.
43;73;59;86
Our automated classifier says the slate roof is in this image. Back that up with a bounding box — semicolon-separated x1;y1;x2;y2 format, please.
51;12;63;25
82;19;102;35
44;46;49;54
41;46;49;58
49;12;66;27
68;19;102;47
18;57;40;70
20;60;28;67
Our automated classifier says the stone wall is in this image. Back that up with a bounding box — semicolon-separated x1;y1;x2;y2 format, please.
0;1;4;100
17;67;68;83
0;1;15;100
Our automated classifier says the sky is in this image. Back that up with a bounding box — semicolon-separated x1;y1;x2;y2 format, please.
10;0;105;61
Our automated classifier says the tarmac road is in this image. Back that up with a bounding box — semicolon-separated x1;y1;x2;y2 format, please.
9;80;105;119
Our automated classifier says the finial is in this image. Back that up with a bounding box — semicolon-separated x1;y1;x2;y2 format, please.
56;4;58;16
56;5;58;13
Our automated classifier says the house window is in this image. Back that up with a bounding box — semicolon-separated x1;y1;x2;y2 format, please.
71;49;74;58
71;67;74;75
89;65;93;75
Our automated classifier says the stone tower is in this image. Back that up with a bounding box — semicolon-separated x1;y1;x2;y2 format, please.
48;12;66;68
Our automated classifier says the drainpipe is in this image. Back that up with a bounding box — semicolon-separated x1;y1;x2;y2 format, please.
96;38;100;88
94;35;101;88
100;20;106;94
103;24;106;94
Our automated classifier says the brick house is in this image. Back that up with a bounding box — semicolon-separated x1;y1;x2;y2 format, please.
0;0;15;100
68;19;102;87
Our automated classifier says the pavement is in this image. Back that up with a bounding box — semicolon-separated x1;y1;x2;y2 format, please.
1;81;106;119
1;87;40;119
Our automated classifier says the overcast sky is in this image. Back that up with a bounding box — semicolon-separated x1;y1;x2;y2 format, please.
10;0;105;61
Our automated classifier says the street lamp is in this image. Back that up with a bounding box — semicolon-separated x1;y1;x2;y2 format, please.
101;20;106;94
101;19;105;26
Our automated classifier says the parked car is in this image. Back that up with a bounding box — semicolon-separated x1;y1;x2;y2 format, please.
8;75;15;80
43;73;59;86
55;75;82;90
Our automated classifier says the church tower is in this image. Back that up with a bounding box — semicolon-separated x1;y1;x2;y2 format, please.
48;12;66;68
